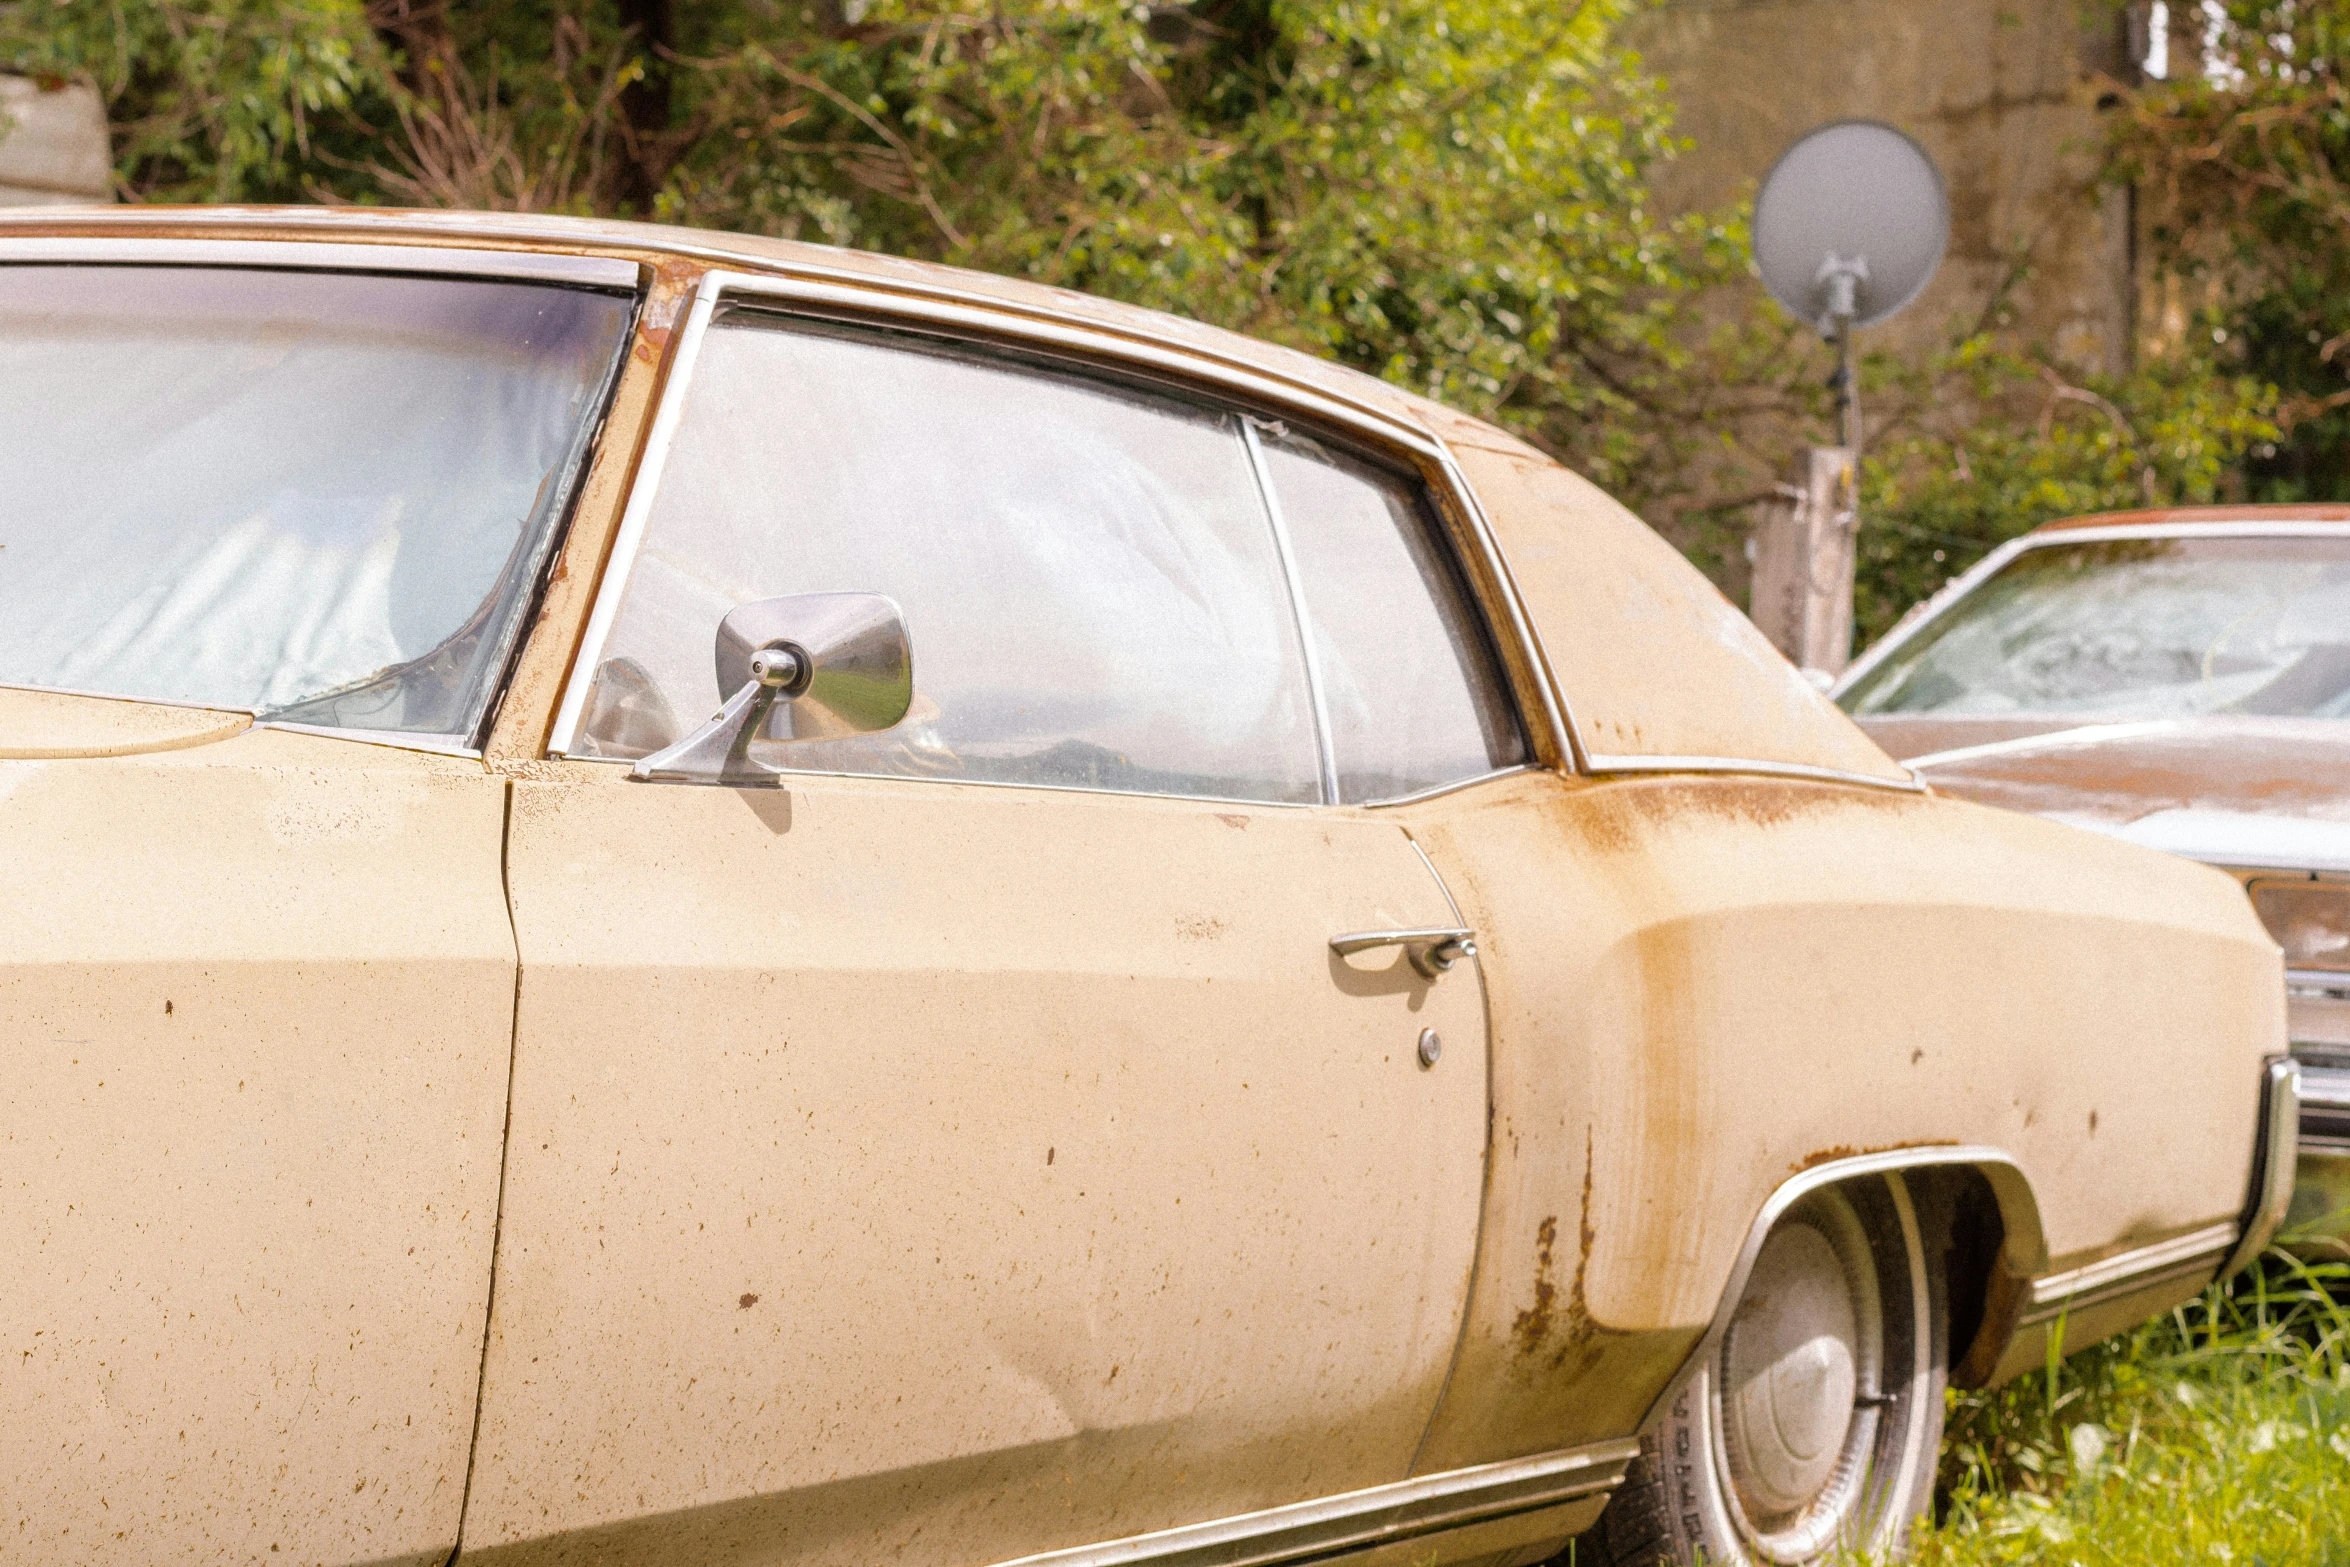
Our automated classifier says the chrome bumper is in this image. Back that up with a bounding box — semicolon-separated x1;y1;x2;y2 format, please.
2289;1048;2350;1255
2221;1055;2303;1281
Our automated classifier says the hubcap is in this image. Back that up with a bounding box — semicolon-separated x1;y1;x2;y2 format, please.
1723;1225;1858;1513
1712;1192;1886;1562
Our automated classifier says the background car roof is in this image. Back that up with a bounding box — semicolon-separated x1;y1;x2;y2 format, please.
2035;503;2350;533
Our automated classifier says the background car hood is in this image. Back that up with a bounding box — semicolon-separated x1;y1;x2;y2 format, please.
1861;715;2350;872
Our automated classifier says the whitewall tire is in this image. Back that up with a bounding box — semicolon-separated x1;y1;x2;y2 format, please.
1583;1174;1947;1566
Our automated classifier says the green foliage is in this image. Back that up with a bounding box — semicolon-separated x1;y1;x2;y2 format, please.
1908;1253;2350;1564
1850;336;2279;643
2112;0;2350;503
0;0;378;200
0;0;1724;467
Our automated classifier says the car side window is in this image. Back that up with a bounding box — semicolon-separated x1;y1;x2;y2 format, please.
1261;429;1527;802
572;312;1324;803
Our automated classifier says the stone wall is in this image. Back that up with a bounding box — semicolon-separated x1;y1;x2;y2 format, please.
0;76;112;206
1628;0;2138;375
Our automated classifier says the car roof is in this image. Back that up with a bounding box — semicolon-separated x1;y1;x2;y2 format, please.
0;202;1444;438
2035;502;2350;533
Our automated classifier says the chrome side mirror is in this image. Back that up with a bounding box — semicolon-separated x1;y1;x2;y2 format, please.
631;593;913;787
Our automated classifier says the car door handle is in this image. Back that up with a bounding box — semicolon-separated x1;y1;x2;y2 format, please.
1329;927;1478;977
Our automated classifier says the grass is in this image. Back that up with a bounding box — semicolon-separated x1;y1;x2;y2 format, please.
1906;1250;2350;1564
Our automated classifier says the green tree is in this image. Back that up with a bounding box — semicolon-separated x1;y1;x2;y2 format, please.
0;0;1728;483
2109;0;2350;503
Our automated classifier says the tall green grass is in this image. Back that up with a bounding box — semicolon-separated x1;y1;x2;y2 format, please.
1910;1253;2350;1564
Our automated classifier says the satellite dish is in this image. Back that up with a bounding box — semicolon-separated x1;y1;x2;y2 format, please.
1754;120;1948;334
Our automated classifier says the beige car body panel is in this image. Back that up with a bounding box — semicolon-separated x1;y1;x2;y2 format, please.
1389;769;2281;1472
0;209;2293;1567
0;710;514;1566
464;771;1487;1565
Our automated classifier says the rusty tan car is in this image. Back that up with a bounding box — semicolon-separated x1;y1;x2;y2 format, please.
0;210;2296;1567
1834;504;2350;1256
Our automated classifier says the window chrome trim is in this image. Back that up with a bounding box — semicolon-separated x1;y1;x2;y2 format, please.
983;1437;1637;1567
548;268;725;756
1831;521;2350;702
1360;764;1536;810
0;236;641;288
254;721;484;759
1242;418;1342;804
1428;446;1584;772
553;750;1322;812
704;272;1444;454
1582;753;1926;794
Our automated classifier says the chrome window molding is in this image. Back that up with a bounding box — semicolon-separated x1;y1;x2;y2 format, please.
2019;1220;2238;1326
553;749;1323;813
0;236;641;289
982;1438;1638;1567
1581;753;1926;795
254;721;484;760
1645;1146;2043;1432
1426;446;1584;773
548;268;725;756
1360;764;1536;810
1241;418;1343;804
1831;520;2350;701
548;269;1561;796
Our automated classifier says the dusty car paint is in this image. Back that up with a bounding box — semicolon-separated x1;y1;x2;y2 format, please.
0;683;250;756
1390;769;2280;1471
461;770;1489;1565
0;210;2298;1567
1412;406;1911;785
0;710;514;1566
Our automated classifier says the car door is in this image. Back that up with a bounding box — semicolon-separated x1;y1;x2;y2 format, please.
459;294;1505;1565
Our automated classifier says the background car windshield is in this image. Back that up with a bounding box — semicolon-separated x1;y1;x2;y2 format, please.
0;266;632;740
1841;535;2350;720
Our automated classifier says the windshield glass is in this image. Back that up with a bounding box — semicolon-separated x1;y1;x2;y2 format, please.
0;265;633;741
1841;534;2350;720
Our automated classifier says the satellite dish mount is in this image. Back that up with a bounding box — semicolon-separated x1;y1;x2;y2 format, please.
1747;120;1949;675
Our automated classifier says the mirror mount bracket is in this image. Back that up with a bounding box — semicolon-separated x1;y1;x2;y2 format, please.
631;643;804;788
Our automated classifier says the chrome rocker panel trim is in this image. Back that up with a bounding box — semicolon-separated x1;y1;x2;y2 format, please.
2019;1221;2238;1326
984;1439;1640;1567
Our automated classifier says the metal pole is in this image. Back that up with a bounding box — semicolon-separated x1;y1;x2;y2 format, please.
1832;312;1861;455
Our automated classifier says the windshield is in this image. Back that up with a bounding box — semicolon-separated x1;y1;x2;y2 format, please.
0;265;633;742
1840;534;2350;721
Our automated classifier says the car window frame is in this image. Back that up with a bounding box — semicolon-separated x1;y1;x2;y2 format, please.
0;236;645;758
546;267;1570;801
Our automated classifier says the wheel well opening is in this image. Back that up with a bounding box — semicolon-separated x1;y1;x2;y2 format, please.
1919;1167;2007;1384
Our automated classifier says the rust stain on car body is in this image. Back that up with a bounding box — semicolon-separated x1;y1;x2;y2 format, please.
1510;1131;1602;1373
1552;775;1921;858
1789;1139;1959;1175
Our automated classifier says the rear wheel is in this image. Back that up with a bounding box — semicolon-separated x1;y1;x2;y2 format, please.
1582;1175;1946;1566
